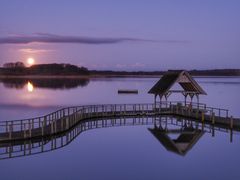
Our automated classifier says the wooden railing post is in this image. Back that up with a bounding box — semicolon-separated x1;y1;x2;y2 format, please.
8;122;12;140
55;119;57;133
40;120;43;136
6;121;8;134
51;120;54;134
24;123;26;138
21;120;23;131
124;104;126;115
32;119;34;130
29;119;32;138
66;117;69;130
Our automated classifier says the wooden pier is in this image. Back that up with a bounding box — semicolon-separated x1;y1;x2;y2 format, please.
0;101;239;143
0;115;238;160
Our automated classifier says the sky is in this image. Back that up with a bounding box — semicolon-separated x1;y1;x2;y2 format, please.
0;0;239;71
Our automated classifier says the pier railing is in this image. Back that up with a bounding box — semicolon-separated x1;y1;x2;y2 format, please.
0;101;235;142
0;116;238;160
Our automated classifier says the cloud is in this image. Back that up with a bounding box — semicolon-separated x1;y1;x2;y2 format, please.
0;33;189;45
18;48;55;54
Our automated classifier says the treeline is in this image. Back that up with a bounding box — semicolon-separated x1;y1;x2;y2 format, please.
91;69;240;76
0;63;89;75
0;62;240;76
188;69;240;76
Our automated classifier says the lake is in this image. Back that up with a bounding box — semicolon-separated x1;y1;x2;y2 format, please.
0;77;240;180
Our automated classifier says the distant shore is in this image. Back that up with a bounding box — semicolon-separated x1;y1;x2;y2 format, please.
0;74;239;79
1;63;240;78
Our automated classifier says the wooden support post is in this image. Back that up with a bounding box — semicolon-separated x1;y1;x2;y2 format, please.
184;95;187;106
32;119;34;130
38;118;41;128
66;117;69;130
165;95;168;108
24;123;26;138
61;117;64;131
63;109;65;117
201;112;204;123
102;105;104;116
196;94;199;109
154;95;156;111
196;109;199;119
51;120;53;134
212;112;215;125
44;116;47;127
9;123;12;140
41;121;44;136
5;121;8;135
55;120;57;133
21;120;23;131
169;102;172;113
230;116;233;129
29;119;32;138
159;95;162;112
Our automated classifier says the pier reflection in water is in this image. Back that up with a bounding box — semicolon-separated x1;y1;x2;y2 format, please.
0;116;237;160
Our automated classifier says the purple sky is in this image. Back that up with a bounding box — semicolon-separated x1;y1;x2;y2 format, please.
0;0;239;70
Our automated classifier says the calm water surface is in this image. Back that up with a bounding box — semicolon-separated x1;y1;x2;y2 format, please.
0;77;240;180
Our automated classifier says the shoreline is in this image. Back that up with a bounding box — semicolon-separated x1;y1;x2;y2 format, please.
0;74;240;79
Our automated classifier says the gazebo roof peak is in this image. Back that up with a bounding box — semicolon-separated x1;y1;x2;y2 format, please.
148;70;207;96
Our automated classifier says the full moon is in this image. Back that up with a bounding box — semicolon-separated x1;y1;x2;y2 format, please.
27;58;35;65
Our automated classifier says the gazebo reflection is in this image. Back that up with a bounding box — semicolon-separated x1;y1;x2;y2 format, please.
149;118;204;156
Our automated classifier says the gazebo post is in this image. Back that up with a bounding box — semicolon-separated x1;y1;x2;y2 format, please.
165;94;168;108
184;94;187;106
190;94;194;106
159;95;162;110
154;94;157;110
196;94;199;109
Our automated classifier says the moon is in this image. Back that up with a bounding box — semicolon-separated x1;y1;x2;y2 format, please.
27;58;35;66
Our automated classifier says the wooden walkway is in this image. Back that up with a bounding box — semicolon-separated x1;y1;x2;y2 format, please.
0;116;238;160
0;102;239;143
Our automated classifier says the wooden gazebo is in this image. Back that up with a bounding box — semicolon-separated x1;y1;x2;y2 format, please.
148;70;207;107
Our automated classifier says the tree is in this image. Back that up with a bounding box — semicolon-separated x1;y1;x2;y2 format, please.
3;62;25;68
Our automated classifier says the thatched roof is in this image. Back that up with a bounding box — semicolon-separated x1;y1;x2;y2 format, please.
148;70;207;96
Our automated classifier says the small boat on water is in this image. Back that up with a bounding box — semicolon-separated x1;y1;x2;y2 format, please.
118;89;138;94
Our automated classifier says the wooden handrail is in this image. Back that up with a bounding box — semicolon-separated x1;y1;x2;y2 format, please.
0;102;235;141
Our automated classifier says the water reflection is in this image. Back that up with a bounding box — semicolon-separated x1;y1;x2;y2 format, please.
0;78;89;90
149;117;204;156
27;82;34;92
0;116;238;160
